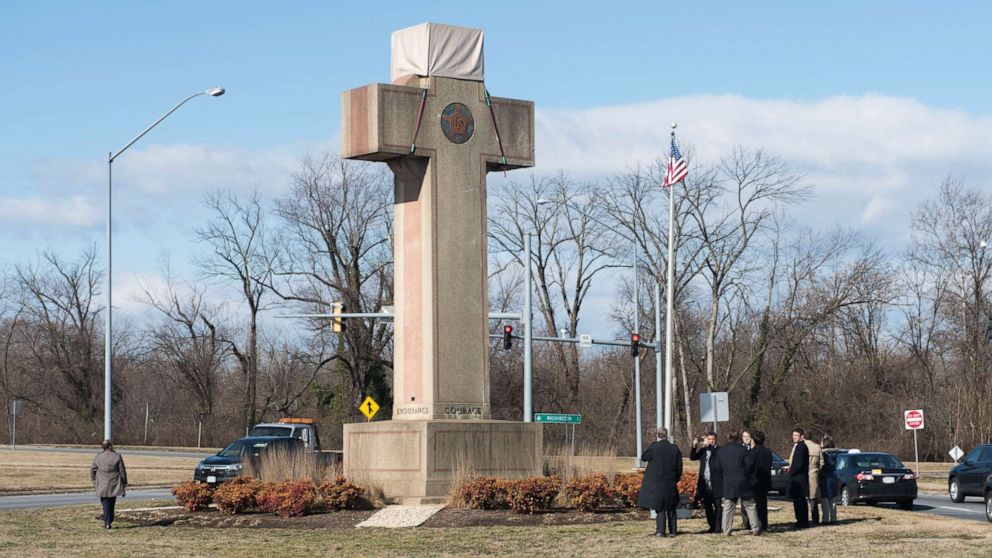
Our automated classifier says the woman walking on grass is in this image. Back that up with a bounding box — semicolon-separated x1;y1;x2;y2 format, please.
91;440;128;530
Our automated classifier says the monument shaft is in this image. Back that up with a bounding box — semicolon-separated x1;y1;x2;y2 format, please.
343;76;533;420
340;23;540;502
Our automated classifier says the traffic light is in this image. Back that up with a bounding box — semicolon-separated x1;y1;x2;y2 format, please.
503;324;514;350
630;333;640;357
987;314;992;342
332;302;347;333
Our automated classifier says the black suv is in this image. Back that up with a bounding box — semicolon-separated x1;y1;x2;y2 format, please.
949;444;992;503
193;436;303;486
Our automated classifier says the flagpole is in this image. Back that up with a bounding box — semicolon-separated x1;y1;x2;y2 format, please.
664;123;677;433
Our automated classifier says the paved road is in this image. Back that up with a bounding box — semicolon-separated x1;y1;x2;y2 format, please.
0;488;174;511
886;492;988;523
772;492;988;524
7;446;213;459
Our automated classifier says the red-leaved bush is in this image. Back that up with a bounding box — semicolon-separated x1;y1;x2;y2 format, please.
319;476;367;510
459;477;513;510
612;472;643;507
212;476;262;515
254;480;317;518
171;480;212;512
564;474;613;511
255;482;281;514
507;476;560;514
678;471;699;504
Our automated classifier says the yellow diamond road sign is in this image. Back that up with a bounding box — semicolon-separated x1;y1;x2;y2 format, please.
359;396;380;421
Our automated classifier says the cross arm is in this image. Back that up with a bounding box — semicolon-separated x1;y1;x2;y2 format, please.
484;95;534;170
342;83;425;161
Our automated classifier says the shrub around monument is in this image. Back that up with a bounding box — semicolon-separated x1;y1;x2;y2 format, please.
254;480;318;518
507;476;560;514
171;480;212;512
678;471;699;504
459;477;513;510
319;475;368;510
563;473;613;512
612;470;699;507
612;472;643;507
212;476;262;515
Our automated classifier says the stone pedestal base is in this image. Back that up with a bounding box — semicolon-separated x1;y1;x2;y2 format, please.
343;420;543;503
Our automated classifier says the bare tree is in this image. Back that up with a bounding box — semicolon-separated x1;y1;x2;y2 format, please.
140;268;227;417
907;178;992;444
743;228;886;428
14;249;103;435
271;154;393;416
489;173;618;410
690;148;807;392
194;189;276;430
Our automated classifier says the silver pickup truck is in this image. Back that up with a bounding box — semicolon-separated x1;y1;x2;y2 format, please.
248;418;341;467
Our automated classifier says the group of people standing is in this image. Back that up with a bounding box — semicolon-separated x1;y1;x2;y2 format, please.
784;427;838;528
636;426;838;538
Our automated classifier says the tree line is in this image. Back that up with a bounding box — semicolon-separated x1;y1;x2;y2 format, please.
0;149;988;460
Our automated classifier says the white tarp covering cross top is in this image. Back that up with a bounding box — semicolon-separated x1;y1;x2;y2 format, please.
390;22;485;83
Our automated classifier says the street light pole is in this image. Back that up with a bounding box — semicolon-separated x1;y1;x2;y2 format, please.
523;233;534;422
104;88;224;441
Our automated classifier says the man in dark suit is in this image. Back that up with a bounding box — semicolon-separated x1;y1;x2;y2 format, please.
689;431;722;533
714;430;762;536
637;428;683;537
788;427;811;529
749;430;774;531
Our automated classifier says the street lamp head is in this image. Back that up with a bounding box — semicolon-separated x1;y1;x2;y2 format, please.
205;87;225;97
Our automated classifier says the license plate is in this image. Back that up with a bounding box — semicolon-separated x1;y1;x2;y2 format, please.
207;475;217;483
882;476;895;484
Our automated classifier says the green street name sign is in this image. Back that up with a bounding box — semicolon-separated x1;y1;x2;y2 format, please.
534;413;581;424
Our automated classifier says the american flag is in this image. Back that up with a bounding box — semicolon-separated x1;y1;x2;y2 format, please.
662;136;687;188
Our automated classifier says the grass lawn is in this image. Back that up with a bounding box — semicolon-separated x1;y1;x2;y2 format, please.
0;500;989;557
0;450;200;493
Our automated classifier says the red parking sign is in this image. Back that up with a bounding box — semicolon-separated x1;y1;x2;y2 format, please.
904;409;924;430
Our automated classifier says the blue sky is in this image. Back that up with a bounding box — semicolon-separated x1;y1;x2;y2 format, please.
2;1;991;332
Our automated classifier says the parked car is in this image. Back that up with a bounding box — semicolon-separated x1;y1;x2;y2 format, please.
248;417;341;467
949;444;992;503
835;450;917;510
770;451;790;495
984;474;992;523
193;436;304;486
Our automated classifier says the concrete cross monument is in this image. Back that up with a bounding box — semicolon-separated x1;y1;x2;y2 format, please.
341;22;542;502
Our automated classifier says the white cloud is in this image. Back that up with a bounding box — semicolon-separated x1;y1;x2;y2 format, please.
534;94;992;245
0;194;101;227
109;143;299;196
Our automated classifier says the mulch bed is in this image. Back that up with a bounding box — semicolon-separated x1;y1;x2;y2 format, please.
119;506;662;530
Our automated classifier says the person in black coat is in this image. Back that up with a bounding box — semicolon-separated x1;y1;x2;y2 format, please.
714;431;762;535
787;427;811;529
689;431;723;533
749;430;774;532
637;428;683;537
